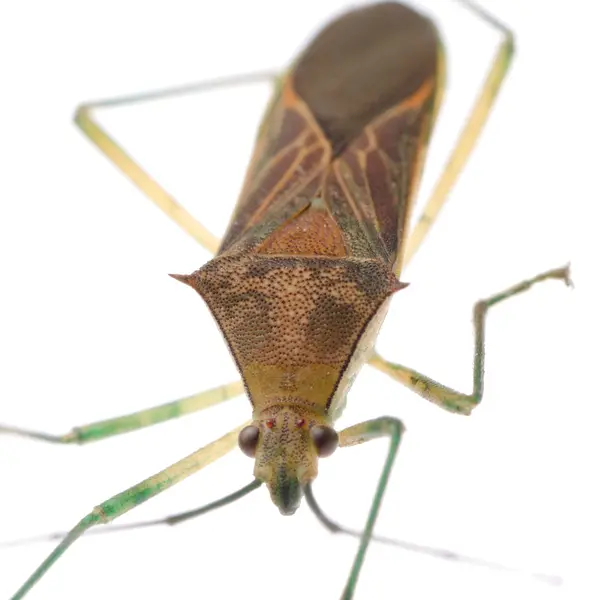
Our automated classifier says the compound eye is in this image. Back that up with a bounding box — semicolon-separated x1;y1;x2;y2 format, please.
238;425;260;458
310;425;339;458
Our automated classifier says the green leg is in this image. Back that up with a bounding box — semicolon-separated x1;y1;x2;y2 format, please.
9;422;249;600
337;416;405;600
1;481;263;549
0;380;244;444
25;480;262;542
303;483;561;585
370;266;572;415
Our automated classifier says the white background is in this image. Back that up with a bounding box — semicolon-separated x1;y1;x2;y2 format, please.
0;1;598;599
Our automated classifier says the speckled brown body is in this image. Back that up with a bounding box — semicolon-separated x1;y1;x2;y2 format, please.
182;254;403;418
178;2;444;511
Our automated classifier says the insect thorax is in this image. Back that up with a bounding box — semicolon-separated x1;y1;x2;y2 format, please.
179;253;400;419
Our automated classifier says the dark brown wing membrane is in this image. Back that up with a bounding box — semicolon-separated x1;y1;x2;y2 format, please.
293;2;439;156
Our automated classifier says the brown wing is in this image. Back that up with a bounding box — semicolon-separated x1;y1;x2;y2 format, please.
218;78;332;254
324;74;439;272
219;2;443;272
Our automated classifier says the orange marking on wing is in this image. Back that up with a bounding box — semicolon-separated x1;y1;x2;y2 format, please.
286;76;334;151
397;76;435;113
256;202;347;257
246;142;326;229
281;77;299;108
363;128;378;154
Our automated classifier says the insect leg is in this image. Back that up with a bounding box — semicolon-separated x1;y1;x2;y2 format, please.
403;0;514;267
369;265;571;415
4;480;560;586
9;422;248;600
337;416;405;600
2;480;262;549
303;483;561;584
74;71;278;253
0;380;243;444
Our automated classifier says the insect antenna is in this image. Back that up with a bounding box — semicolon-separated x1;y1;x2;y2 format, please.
0;479;261;546
303;483;563;588
1;478;562;587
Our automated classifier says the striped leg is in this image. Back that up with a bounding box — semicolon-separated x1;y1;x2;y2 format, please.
9;423;249;600
0;380;244;444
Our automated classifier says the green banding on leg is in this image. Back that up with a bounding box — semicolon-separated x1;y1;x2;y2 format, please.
97;427;244;522
369;265;571;416
73;403;180;442
10;423;247;599
0;381;244;446
73;381;244;443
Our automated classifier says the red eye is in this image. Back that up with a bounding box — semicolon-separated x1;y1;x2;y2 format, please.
296;418;305;428
266;419;275;429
